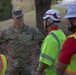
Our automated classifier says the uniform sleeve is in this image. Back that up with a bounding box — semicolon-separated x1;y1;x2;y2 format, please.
28;26;44;55
33;27;44;46
58;37;76;64
0;27;11;54
0;30;4;44
39;35;58;66
27;25;44;46
0;30;7;54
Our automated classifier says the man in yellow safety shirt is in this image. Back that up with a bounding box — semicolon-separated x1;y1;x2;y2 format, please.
37;9;66;75
56;4;76;75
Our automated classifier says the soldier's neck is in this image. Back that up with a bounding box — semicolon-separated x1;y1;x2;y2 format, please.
14;23;24;29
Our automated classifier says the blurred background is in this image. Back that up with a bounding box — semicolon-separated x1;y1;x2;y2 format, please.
0;0;75;36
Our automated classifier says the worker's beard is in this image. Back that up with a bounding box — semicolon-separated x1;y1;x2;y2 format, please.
68;26;75;33
67;19;76;33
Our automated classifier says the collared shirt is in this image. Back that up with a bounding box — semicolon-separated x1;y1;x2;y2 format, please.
48;26;59;33
39;29;66;75
0;24;44;67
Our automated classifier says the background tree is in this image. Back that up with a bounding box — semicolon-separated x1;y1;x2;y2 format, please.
0;0;12;21
35;0;52;36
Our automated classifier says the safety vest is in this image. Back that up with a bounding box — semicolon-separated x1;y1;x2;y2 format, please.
0;54;7;75
63;33;76;75
39;29;66;75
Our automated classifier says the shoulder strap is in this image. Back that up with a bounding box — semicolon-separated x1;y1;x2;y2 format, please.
68;33;76;39
49;32;60;55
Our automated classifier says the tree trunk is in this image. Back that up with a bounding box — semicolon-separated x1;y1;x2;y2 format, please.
35;0;52;36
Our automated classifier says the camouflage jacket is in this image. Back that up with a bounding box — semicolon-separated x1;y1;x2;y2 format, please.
0;24;44;68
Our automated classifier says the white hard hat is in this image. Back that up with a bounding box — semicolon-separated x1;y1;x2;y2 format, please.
64;4;76;18
43;9;61;22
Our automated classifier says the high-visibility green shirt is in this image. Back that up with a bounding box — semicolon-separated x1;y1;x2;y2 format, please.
39;29;66;75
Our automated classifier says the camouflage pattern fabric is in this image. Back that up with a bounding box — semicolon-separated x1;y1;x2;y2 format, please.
0;24;44;75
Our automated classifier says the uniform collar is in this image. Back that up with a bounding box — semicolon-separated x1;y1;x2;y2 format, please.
13;23;28;32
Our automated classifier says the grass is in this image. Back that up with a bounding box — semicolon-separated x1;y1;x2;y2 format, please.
0;11;36;29
0;2;71;36
12;0;35;13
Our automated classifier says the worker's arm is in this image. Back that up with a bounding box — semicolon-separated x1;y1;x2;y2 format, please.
56;61;67;75
38;62;48;75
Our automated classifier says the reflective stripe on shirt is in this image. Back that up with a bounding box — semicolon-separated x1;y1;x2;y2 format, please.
50;32;60;54
40;53;54;62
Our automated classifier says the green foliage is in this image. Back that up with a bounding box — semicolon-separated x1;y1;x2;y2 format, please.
52;0;61;5
0;0;12;21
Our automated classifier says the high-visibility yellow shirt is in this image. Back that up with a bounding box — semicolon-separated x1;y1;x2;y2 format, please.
39;29;66;75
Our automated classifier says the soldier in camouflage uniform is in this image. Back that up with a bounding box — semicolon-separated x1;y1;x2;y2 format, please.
0;8;44;75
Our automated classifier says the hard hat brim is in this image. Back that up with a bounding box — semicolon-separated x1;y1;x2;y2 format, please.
64;14;76;18
43;15;60;21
